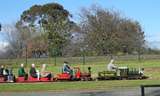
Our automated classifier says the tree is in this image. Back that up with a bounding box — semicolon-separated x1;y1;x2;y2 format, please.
79;5;145;57
2;23;32;58
18;3;73;59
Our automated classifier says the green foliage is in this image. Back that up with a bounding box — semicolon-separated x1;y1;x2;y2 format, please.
18;2;73;57
79;5;145;56
11;3;146;58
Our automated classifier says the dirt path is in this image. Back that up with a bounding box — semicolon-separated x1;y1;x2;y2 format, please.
145;67;160;80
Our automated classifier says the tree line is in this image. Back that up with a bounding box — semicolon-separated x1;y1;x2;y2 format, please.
1;3;146;58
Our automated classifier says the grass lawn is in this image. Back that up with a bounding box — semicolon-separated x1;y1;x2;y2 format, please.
1;56;160;92
1;80;160;92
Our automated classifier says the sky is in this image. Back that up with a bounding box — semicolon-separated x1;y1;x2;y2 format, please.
0;0;160;48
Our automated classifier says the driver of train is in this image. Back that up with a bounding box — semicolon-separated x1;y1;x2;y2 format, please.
139;68;144;76
107;59;118;72
62;61;73;76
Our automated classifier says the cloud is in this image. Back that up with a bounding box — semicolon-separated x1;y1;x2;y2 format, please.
145;33;160;49
145;33;160;42
147;41;160;49
0;41;9;52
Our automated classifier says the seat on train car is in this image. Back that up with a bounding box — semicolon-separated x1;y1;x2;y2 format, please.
57;73;71;80
28;76;40;82
40;77;51;82
0;76;5;83
16;77;25;82
74;67;81;79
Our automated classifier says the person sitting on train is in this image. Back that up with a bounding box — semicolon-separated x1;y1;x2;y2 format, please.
0;65;15;82
3;66;9;81
18;64;28;80
40;64;52;80
139;68;144;76
7;67;15;82
0;65;4;76
62;61;73;76
29;64;40;80
107;59;118;72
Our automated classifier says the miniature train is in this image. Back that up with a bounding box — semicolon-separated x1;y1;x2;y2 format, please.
97;67;148;80
0;67;92;83
0;67;148;83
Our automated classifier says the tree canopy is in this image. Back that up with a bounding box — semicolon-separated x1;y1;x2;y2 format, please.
17;3;74;57
79;5;145;56
1;3;146;58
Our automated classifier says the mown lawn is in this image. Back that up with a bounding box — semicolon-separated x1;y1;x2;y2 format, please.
1;56;160;92
1;80;160;92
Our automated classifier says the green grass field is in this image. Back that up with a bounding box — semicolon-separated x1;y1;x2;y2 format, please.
1;55;160;92
1;80;160;92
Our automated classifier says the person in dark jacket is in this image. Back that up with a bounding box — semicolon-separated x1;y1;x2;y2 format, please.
3;66;9;81
62;61;73;76
0;65;4;76
29;64;40;80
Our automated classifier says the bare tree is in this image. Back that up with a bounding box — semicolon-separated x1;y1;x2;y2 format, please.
2;23;33;58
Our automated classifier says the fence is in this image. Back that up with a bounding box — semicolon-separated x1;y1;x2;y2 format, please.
1;55;160;68
141;85;160;96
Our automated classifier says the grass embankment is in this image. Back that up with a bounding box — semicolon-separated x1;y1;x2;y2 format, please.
1;80;160;92
1;56;160;92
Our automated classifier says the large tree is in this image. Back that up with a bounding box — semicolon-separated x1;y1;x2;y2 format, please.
18;3;73;57
79;5;145;56
2;23;32;58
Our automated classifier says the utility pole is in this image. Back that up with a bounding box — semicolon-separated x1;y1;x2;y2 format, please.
25;44;28;66
0;23;1;31
54;48;57;66
81;47;86;72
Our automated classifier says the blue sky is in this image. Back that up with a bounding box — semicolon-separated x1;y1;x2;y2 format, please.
0;0;160;47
